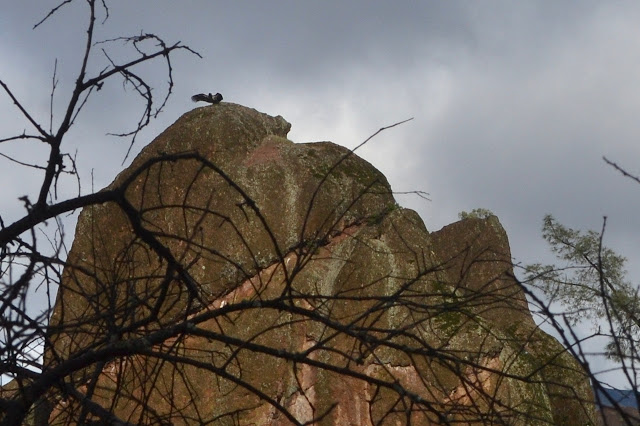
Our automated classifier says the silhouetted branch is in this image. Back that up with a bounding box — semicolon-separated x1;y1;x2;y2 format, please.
604;156;640;186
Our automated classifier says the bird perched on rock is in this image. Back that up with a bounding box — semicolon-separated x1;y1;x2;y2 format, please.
191;92;223;104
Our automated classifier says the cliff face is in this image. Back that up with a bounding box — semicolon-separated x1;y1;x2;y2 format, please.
42;104;595;424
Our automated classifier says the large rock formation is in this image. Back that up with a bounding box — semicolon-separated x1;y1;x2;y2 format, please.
38;104;596;424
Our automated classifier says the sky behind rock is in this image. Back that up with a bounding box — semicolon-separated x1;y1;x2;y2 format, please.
2;1;640;388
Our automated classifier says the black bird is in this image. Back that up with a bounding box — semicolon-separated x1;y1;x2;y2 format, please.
191;92;223;104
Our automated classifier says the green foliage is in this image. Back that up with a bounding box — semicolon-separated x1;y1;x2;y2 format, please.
458;208;495;220
524;215;640;359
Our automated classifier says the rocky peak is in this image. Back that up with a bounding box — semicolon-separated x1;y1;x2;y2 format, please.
36;103;596;425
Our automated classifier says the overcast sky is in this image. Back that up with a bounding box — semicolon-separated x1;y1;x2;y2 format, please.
3;1;640;388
